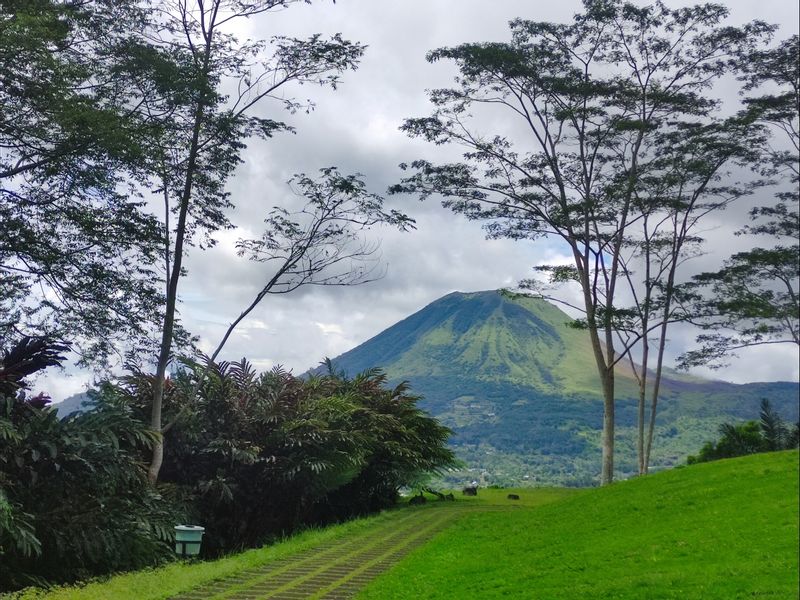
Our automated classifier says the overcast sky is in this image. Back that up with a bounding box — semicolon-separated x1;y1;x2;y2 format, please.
45;0;800;401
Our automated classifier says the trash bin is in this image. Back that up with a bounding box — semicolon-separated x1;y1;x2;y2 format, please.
174;525;205;557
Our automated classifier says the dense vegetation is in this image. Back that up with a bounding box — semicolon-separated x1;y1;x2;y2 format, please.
0;340;454;591
0;341;184;590
360;451;800;599
688;400;799;464
325;291;800;486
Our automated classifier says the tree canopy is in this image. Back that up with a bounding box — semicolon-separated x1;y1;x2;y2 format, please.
0;0;166;364
679;35;799;369
393;0;777;482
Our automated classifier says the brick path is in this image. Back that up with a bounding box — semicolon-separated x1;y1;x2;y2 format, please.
169;505;510;600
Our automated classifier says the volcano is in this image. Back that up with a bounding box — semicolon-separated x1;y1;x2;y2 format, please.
324;290;798;485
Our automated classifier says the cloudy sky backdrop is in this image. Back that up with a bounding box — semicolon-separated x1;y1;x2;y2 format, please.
47;0;800;401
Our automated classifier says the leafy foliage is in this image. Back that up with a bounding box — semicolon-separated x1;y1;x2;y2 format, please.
0;0;166;365
1;335;454;590
687;399;799;464
99;358;455;556
0;339;186;592
679;35;799;368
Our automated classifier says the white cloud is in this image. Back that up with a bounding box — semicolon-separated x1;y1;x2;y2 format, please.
32;0;800;400
315;322;345;336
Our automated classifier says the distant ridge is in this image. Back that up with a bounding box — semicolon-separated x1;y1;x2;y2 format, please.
54;392;93;417
321;290;799;485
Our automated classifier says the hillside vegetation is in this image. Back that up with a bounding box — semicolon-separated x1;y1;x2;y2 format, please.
359;450;800;599
325;291;800;485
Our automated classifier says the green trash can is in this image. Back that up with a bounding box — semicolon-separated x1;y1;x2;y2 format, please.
174;525;205;557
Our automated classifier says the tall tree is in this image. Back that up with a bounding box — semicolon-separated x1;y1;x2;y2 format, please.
0;0;165;364
679;35;799;369
594;112;768;476
138;0;365;483
392;0;770;483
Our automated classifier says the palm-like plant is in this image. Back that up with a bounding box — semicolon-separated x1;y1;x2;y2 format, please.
688;398;799;464
1;339;184;592
759;399;789;451
109;357;455;554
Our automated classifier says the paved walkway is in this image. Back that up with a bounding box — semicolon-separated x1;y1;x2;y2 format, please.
169;505;510;600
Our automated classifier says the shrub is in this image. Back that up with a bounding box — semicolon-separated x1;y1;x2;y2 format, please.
0;339;186;592
688;399;799;464
108;359;455;554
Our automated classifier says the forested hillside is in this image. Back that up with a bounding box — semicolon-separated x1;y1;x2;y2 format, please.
324;291;800;484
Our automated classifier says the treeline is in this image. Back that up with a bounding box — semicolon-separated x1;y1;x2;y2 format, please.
688;400;799;465
0;340;454;591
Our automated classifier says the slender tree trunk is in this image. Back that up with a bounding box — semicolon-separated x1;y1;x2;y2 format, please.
636;337;649;475
148;41;213;484
600;366;615;486
644;208;685;473
148;156;196;482
644;264;678;472
209;254;300;363
644;319;669;472
582;280;615;485
637;382;646;475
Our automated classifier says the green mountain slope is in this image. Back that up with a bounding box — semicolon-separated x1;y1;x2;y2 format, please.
324;290;800;485
359;450;800;600
330;290;617;395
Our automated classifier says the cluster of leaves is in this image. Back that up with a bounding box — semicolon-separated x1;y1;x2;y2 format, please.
0;338;455;590
0;340;186;592
113;358;455;555
687;399;799;464
678;35;799;369
0;0;168;365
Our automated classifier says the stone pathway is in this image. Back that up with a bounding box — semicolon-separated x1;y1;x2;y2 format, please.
169;505;510;600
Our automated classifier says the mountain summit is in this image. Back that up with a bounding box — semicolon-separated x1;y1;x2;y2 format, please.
329;290;644;396
325;290;798;485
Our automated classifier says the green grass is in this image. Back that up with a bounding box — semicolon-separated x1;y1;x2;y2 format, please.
11;488;576;600
359;451;800;599
13;453;798;599
10;509;405;600
426;487;582;508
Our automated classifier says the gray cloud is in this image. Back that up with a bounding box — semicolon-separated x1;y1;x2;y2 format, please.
39;0;799;402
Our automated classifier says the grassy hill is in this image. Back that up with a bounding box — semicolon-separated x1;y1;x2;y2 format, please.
323;290;799;485
26;451;798;599
359;450;800;599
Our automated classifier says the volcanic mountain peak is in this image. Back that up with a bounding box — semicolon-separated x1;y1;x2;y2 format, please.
327;289;630;396
323;290;798;484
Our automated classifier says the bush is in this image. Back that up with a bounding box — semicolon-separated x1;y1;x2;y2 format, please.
1;341;455;590
107;359;456;555
688;399;799;465
0;339;186;592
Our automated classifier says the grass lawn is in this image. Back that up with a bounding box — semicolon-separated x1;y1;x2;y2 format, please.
10;509;403;600
11;452;797;599
358;450;800;599
12;488;574;600
415;486;581;508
